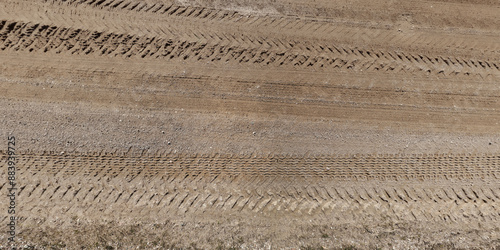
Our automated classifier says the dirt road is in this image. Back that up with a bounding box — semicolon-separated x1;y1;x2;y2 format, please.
1;0;500;248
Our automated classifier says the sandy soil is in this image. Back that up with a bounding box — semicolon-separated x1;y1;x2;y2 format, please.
1;0;500;248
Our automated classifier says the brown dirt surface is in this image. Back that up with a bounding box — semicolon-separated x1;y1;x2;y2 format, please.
1;0;500;249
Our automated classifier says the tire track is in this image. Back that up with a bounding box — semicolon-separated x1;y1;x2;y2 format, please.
34;0;500;55
1;20;499;80
3;0;500;69
5;153;499;225
4;150;500;181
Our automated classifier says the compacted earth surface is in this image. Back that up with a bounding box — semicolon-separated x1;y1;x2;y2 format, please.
1;0;500;248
